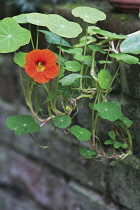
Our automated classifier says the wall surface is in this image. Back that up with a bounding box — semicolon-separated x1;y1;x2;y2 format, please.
0;1;140;210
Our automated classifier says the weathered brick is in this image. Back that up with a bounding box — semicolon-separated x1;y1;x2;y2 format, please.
66;181;119;210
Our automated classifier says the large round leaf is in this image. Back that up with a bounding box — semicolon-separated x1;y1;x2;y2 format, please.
6;115;40;135
45;14;82;38
109;53;139;64
94;102;122;121
72;7;106;24
70;125;91;141
0;18;31;53
26;13;48;26
120;34;140;54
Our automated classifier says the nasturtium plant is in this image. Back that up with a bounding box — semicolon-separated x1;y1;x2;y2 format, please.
2;6;138;163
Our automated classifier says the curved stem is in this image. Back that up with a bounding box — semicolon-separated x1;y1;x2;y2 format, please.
29;127;56;148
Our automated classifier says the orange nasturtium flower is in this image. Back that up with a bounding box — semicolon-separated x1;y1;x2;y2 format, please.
24;49;59;83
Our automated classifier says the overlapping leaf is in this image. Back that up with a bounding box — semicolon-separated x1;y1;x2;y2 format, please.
39;30;71;47
45;14;82;38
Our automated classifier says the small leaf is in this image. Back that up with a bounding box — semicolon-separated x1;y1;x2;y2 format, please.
113;141;123;149
104;140;114;145
0;18;31;53
92;29;127;39
120;34;140;54
39;30;71;47
94;102;123;121
72;7;106;24
108;131;115;140
70;125;91;141
59;73;82;86
6;115;40;135
121;144;128;149
53;115;71;128
26;13;48;26
14;51;27;67
98;69;112;89
58;65;65;78
119;116;133;127
45;14;82;38
79;147;97;158
110;160;118;166
89;45;106;54
109;53;139;64
65;61;81;72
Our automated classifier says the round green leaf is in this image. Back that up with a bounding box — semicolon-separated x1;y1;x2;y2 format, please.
45;14;82;38
94;102;123;121
109;53;139;64
70;125;91;141
26;13;48;26
98;69;112;89
13;14;28;24
6;115;40;135
79;147;97;158
72;7;106;24
65;61;81;72
93;29;127;39
89;45;106;54
113;141;123;149
60;73;82;86
39;30;71;47
53;115;71;128
0;18;31;53
120;34;140;54
14;51;27;67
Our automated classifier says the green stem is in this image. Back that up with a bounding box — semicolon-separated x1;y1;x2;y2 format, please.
36;26;39;49
18;67;27;102
29;23;35;50
80;23;89;89
29;127;56;148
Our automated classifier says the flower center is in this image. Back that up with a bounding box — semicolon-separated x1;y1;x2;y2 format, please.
36;61;46;72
